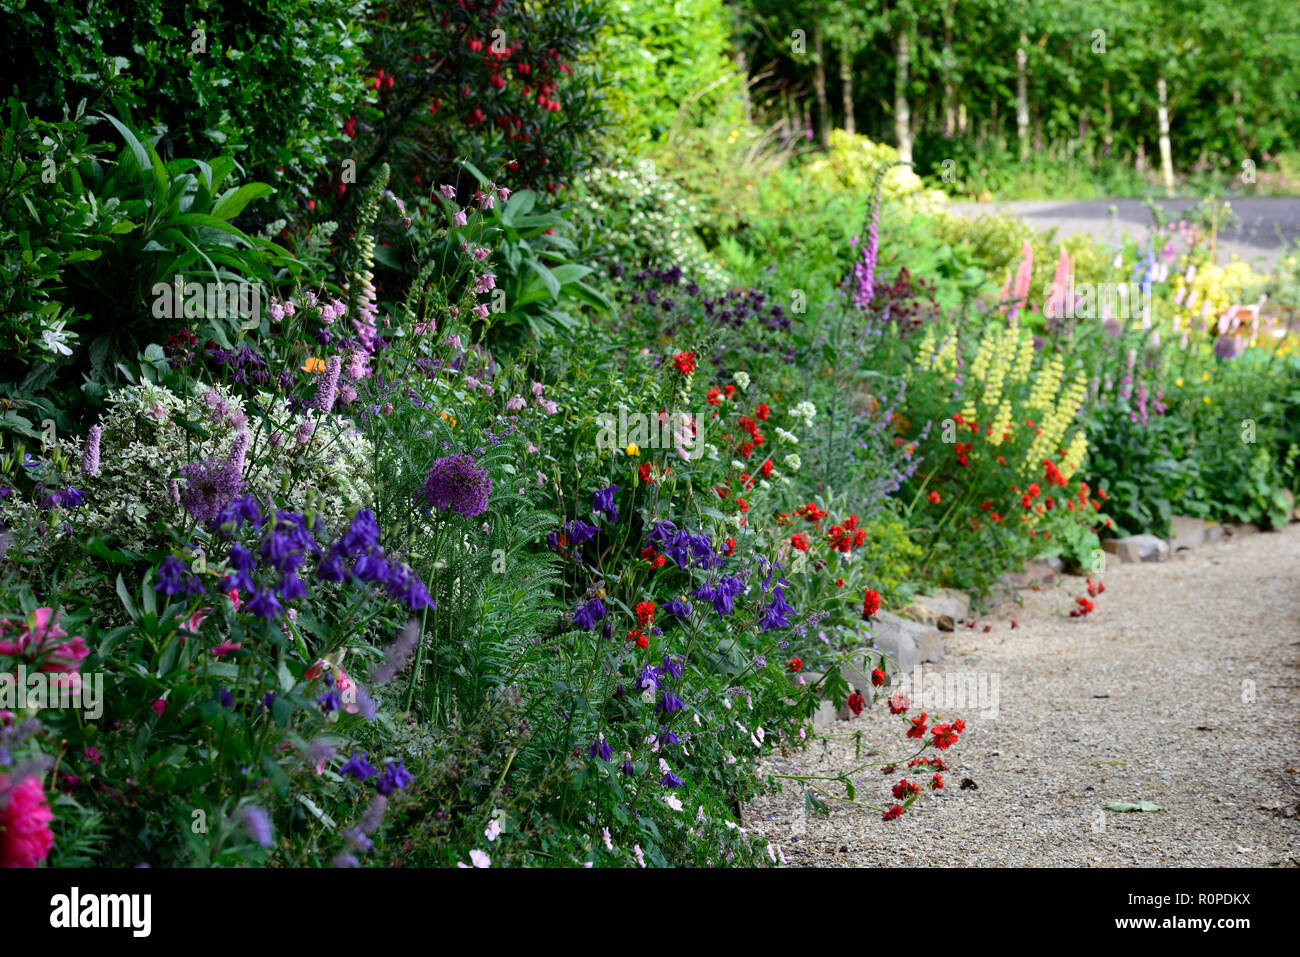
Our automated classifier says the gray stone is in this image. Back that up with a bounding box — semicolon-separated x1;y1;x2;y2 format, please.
1225;522;1261;537
1166;515;1204;551
863;611;945;679
811;699;840;731
1102;534;1169;563
1204;522;1226;544
912;590;970;621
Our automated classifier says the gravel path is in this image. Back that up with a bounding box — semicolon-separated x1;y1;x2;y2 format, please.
946;197;1300;270
747;524;1300;867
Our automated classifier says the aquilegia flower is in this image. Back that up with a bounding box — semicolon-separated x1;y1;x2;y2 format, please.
572;597;605;630
422;453;492;518
592;485;620;523
340;751;378;782
588;733;613;762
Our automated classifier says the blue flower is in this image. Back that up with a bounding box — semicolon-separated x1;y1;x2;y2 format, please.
216;687;234;709
759;584;795;631
588;734;613;762
318;689;342;713
660;770;685;788
376;760;413;794
278;572;309;601
340;751;378;781
155;554;204;597
340;509;381;555
572;597;606;630
246;587;283;620
657;688;684;714
661;655;684;680
637;664;662;691
662;597;692;619
592;485;620;523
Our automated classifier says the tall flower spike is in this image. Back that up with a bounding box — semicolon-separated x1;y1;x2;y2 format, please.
81;426;101;477
313;355;341;412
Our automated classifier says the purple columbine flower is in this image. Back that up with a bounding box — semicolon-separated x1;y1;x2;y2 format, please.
376;760;413;795
759;584;795;631
217;687;234;709
657;688;684;714
592;485;620;523
660;769;685;788
246;587;284;620
340;751;378;781
155;554;204;596
662;597;692;619
422;453;492;518
572;597;605;630
661;655;684;680
81;426;101;477
588;734;613;762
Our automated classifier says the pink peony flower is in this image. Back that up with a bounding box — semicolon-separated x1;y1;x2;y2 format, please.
0;774;55;868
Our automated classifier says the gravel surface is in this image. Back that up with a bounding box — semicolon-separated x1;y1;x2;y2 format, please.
945;197;1300;270
746;524;1300;867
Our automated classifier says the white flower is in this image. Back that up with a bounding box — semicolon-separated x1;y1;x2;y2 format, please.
458;849;491;868
733;371;750;391
783;454;802;471
775;428;799;444
792;401;817;423
602;827;613;850
40;319;75;357
663;794;683;812
484;819;501;842
633;844;646;868
730;459;747;471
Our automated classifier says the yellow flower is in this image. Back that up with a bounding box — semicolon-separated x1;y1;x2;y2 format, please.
626;443;640;456
1203;396;1211;404
302;357;326;374
1175;378;1183;387
1201;373;1210;382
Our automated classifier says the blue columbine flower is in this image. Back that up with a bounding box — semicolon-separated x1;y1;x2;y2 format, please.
660;770;685;788
622;759;635;777
661;655;684;680
155;554;204;597
657;688;684;714
662;597;692;619
572;597;605;630
759;584;795;631
588;734;613;762
637;664;662;691
318;688;342;713
340;751;378;781
246;587;283;620
565;519;598;548
376;760;413;794
658;727;680;747
279;572;309;601
592;485;620;524
217;687;234;709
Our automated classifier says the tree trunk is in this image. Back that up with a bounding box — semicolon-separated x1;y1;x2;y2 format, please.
942;0;957;138
813;27;829;148
1016;32;1029;162
894;24;912;162
1102;77;1113;160
1157;73;1174;196
839;43;855;135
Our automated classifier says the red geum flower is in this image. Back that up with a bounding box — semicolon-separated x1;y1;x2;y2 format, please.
788;658;803;673
928;490;941;504
882;805;904;821
638;462;654;484
790;532;808;551
891;778;921;800
862;588;881;620
888;693;910;715
906;712;928;738
931;774;944;790
640;546;666;568
672;352;696;375
723;537;736;556
759;458;773;478
930;723;960;749
871;667;885;686
755;403;770;420
835;578;844;588
635;601;655;626
847;692;866;716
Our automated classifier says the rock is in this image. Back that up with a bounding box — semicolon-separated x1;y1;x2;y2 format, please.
1225;522;1261;537
1102;534;1169;563
1166;515;1204;551
811;699;840;731
1203;521;1225;544
912;590;971;621
865;611;945;678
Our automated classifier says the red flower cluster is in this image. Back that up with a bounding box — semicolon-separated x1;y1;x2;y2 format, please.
1070;595;1096;617
906;712;929;739
789;532;809;552
908;755;948;771
735;415;766;458
827;513;866;553
794;501;828;524
847;692;867;716
953;441;972;467
862;588;881;620
672;352;695;375
788;658;803;673
929;719;963;749
871;667;886;686
891;778;922;800
928;490;942;504
635;601;655;626
881;805;904;821
888;692;910;715
640;545;666;569
625;628;648;649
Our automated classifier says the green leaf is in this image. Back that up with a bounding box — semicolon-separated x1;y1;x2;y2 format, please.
210;183;274;221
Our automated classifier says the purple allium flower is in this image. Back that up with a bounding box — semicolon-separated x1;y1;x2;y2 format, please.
81;426;101;477
241;805;273;848
313;355;342;412
340;751;378;781
376;760;413;795
589;734;613;762
572;597;605;630
422;453;492;518
1213;335;1240;360
592;485;620;523
180;433;248;524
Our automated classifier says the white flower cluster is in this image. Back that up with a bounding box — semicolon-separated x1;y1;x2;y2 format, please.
789;401;817;425
4;380;374;556
731;371;750;392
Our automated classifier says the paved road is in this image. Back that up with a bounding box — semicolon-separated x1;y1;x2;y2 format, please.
748;524;1300;867
946;198;1300;270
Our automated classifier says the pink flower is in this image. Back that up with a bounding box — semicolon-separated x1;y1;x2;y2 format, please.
540;400;558;416
475;191;494;210
474;273;496;293
451;209;468;228
496;187;511;203
445;334;463;350
471;247;490;262
458;849;491;868
472;304;490;318
150;698;166;717
506;395;526;411
438;184;456;199
0;773;55;868
0;608;88;674
211;641;242;658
